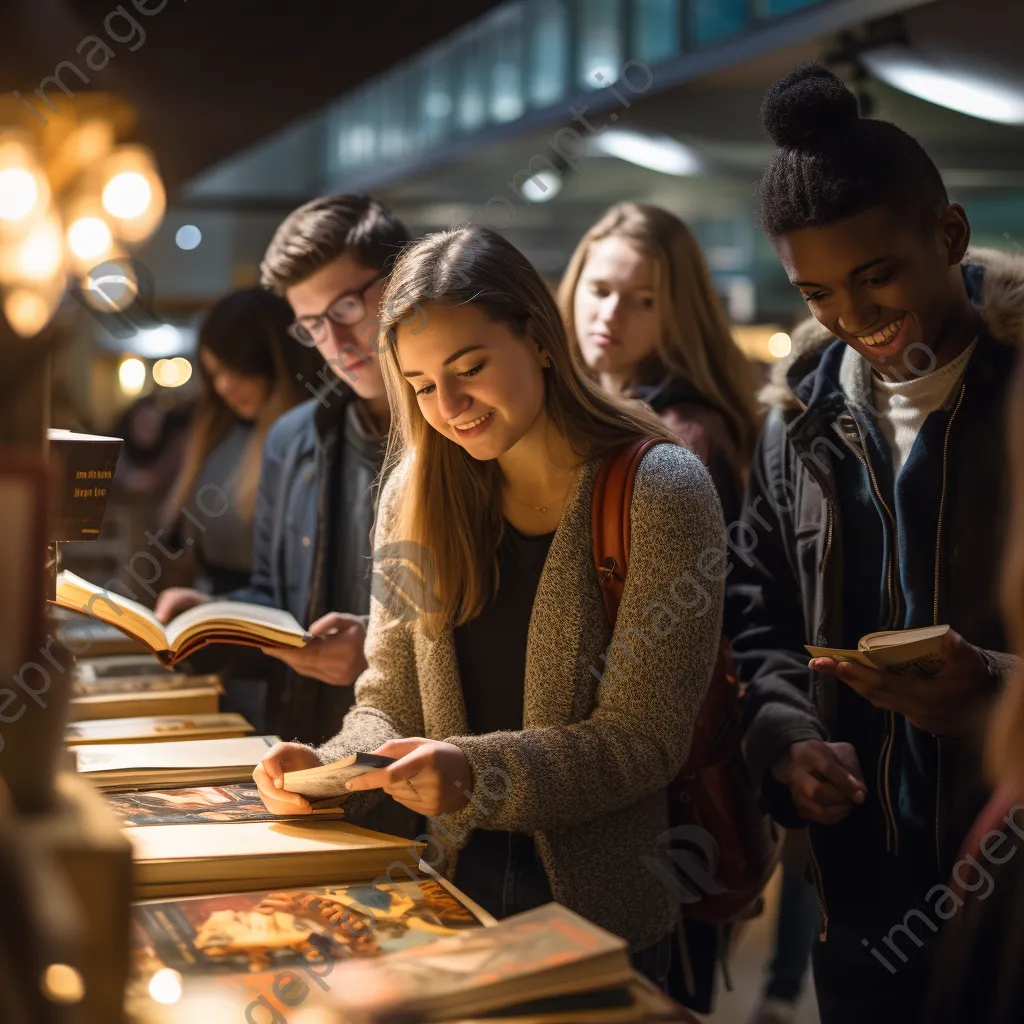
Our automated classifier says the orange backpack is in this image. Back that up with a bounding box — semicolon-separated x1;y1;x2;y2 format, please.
591;438;780;924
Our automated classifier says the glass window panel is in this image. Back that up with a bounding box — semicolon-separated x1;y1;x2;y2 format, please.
759;0;825;14
455;26;487;132
632;0;681;66
487;4;526;123
577;0;623;90
529;0;569;108
420;49;454;146
691;0;750;46
379;72;409;160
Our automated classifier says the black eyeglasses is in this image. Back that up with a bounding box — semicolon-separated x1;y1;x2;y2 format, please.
287;270;387;347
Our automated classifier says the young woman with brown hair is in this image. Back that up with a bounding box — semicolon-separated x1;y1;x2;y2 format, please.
558;201;760;524
252;224;725;987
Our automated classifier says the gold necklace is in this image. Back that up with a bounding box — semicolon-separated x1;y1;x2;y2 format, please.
505;467;579;515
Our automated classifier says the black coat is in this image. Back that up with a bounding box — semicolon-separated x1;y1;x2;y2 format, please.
726;248;1023;1014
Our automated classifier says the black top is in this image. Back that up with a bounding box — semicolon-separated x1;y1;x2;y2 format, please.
454;520;556;735
452;520;556;920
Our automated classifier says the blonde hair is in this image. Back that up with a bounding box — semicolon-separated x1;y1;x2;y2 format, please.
987;359;1024;791
376;225;681;639
557;202;761;471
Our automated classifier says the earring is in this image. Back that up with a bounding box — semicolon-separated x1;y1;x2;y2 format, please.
544;357;553;369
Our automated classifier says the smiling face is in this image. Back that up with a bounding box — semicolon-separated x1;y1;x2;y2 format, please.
284;252;389;400
773;204;972;380
572;236;661;389
395;302;548;462
199;348;270;422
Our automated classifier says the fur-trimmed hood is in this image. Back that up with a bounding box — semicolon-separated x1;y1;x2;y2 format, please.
760;247;1024;412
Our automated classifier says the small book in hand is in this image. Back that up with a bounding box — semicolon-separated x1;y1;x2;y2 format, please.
283;752;395;806
806;624;950;677
53;570;311;667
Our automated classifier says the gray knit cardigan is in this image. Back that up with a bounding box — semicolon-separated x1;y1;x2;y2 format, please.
314;442;725;950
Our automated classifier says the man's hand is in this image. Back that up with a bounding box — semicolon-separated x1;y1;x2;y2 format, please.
810;630;994;737
261;612;368;687
344;738;474;817
772;740;866;825
252;741;323;815
154;587;211;624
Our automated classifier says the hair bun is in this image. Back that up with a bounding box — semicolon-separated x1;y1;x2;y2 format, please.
760;62;859;147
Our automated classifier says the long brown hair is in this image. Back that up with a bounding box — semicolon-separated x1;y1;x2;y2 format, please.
987;359;1024;791
376;225;680;639
557;202;761;470
169;288;320;526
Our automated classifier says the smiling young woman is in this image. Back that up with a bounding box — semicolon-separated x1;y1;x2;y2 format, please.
253;224;727;988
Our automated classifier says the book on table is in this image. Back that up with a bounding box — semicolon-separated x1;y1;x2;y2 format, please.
126;876;493;1014
127;819;426;899
105;782;347;827
73;734;279;791
323;902;640;1022
53;569;311;667
66;713;254;745
806;624;950;676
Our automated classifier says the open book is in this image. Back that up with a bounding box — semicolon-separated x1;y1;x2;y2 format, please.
54;570;311;667
807;624;950;676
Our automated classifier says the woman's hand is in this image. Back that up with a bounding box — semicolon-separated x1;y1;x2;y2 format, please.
154;587;210;624
261;612;368;687
345;738;474;817
252;742;323;815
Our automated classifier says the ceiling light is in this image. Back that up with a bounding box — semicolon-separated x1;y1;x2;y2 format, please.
0;168;40;221
863;46;1024;125
591;129;702;176
521;169;562;203
175;224;202;250
68;216;112;261
768;332;792;359
118;356;146;396
103;171;153;220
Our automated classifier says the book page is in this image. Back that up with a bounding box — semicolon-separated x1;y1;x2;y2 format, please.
165;600;308;651
74;735;278;774
56;570;166;651
284;756;393;799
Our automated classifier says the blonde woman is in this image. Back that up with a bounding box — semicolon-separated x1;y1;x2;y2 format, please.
253;225;725;987
559;202;760;524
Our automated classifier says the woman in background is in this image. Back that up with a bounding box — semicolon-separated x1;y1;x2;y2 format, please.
558;202;760;526
164;287;322;593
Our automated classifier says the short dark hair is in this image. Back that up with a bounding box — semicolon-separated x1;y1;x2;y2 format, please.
260;193;411;295
755;63;948;237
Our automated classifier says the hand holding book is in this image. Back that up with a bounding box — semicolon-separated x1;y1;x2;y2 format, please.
258;611;368;687
808;626;995;737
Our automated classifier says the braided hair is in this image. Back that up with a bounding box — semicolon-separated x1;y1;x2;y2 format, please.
755;63;949;237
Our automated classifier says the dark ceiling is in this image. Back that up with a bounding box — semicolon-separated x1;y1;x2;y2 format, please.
0;0;505;193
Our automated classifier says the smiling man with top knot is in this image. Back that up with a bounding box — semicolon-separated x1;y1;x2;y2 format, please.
725;62;1024;1023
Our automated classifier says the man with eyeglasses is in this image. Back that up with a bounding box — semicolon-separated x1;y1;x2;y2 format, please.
155;194;412;748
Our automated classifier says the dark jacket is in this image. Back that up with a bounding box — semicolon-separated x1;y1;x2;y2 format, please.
229;387;385;745
727;248;1023;1008
635;378;745;527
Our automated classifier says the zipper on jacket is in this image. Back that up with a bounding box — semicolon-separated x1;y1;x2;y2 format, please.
807;837;829;941
842;424;903;852
818;502;834;575
931;380;966;873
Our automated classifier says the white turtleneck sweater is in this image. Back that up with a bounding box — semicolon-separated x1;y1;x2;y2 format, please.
869;339;977;478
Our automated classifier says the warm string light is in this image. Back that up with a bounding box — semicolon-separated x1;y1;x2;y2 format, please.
0;117;164;339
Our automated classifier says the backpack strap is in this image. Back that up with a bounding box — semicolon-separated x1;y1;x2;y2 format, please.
591;437;663;624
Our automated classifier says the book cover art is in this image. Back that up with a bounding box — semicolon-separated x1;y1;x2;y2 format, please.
127;878;486;1012
106;783;334;827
